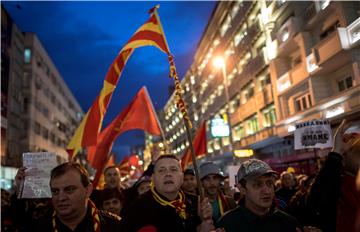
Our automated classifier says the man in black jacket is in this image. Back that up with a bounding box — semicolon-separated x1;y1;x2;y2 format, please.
216;159;301;232
123;154;214;232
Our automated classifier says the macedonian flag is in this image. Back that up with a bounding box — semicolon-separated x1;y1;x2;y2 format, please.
67;6;171;159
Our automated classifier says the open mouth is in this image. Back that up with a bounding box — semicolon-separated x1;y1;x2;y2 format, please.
164;180;174;185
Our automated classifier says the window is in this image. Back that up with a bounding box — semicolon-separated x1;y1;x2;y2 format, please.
24;48;32;64
233;124;244;141
295;93;312;112
320;21;340;40
34;122;41;135
259;74;271;90
42;127;49;139
220;15;232;37
50;132;56;144
42;106;49;117
262;105;276;127
231;1;242;18
242;83;255;103
234;25;247;46
246;116;259;135
337;76;353;92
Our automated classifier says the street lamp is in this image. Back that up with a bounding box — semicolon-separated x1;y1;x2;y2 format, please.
213;56;234;155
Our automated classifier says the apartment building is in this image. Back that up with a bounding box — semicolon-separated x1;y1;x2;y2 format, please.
1;6;83;169
159;1;360;171
1;6;25;168
22;33;83;160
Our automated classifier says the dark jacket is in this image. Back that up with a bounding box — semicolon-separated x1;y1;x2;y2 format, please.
122;189;201;232
216;201;300;232
298;152;360;232
30;206;122;232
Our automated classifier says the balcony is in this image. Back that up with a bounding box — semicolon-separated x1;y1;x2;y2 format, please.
338;17;360;49
231;97;256;125
276;17;301;56
255;84;274;109
313;30;342;66
236;126;276;148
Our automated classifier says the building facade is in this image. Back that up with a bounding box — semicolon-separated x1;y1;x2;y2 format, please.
159;1;360;172
1;6;83;170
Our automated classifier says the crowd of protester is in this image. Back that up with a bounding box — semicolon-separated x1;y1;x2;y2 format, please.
1;121;359;231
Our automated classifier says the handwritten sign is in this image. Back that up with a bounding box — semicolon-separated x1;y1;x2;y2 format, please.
294;119;333;150
228;165;240;188
20;152;59;198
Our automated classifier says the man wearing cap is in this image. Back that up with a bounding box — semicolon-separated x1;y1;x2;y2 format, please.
200;161;236;222
216;159;300;232
182;168;198;195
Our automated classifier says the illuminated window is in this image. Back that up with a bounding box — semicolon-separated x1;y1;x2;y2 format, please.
295;93;312;112
258;73;271;90
234;25;247;46
220;15;232;37
337;76;353;92
246;116;259;135
233;124;244;141
24;48;32;63
262;105;276;127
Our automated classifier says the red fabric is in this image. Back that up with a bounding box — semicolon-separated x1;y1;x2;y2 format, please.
336;174;360;232
89;87;161;187
181;121;207;169
137;225;157;232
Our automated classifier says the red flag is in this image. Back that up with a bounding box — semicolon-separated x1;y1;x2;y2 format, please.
89;87;162;187
67;6;171;159
181;121;207;170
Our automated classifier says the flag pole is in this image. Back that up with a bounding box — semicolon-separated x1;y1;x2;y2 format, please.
184;120;205;199
152;5;204;199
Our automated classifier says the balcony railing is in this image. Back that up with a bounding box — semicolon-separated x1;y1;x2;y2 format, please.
255;84;274;109
313;31;342;65
236;126;276;147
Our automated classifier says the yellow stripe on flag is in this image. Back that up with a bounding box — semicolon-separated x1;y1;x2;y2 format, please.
135;22;162;34
67;112;89;152
98;81;116;119
122;40;165;53
113;62;121;76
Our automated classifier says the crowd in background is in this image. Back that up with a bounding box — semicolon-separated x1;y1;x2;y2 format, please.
1;121;359;232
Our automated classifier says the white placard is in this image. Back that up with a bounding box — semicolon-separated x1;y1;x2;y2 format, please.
20;152;59;198
228;165;240;189
294;119;333;150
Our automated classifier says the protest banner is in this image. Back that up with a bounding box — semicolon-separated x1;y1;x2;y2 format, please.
294;119;333;150
20;152;60;198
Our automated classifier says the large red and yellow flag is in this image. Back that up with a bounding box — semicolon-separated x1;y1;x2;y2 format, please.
88;87;162;170
181;121;207;170
67;6;171;158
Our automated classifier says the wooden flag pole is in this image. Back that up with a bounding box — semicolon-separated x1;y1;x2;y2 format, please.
183;120;204;199
152;6;204;199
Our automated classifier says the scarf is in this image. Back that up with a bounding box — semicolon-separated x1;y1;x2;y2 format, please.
52;200;101;232
218;192;230;216
150;183;187;220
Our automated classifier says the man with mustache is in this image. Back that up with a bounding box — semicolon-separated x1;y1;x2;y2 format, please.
216;159;300;232
122;154;214;232
15;162;123;231
199;162;236;222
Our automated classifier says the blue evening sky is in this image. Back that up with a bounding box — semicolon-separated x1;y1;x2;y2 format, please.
3;1;215;159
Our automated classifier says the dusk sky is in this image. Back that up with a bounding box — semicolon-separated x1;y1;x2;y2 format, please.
3;1;216;159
